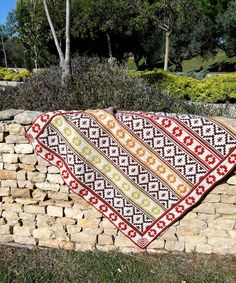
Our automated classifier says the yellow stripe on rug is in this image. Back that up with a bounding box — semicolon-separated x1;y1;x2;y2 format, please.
85;109;191;197
51;115;164;219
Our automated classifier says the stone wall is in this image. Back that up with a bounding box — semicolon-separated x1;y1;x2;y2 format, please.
0;109;236;255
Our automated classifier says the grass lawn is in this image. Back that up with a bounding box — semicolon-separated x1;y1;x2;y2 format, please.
182;51;236;72
0;245;236;283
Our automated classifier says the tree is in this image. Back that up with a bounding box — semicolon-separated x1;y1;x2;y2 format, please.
0;26;8;68
42;0;71;81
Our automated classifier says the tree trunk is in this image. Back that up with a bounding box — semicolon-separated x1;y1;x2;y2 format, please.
0;30;8;68
106;33;113;59
42;0;65;69
164;31;170;71
63;0;71;81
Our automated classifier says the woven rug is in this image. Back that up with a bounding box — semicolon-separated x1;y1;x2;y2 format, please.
26;109;236;248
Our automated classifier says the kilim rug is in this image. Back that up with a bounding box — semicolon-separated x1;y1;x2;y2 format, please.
25;109;236;248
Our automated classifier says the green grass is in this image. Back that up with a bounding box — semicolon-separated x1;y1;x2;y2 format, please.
0;245;236;283
182;51;236;72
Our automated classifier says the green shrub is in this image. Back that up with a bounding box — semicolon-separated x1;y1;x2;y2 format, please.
0;68;30;81
129;69;236;103
0;56;216;116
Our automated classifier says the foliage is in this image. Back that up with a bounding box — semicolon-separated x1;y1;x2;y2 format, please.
129;69;236;103
0;68;30;81
0;56;216;116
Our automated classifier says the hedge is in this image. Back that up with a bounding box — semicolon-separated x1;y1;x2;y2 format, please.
0;68;30;81
129;69;236;103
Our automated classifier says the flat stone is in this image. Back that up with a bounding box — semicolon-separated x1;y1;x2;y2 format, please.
39;239;74;250
6;124;25;135
11;188;31;198
5;135;28;144
32;188;47;201
227;175;236;186
0;170;16;180
15;144;33;154
47;205;63;217
0;109;24;121
165;240;185;252
14;111;42;125
0;144;14;153
2;154;18;163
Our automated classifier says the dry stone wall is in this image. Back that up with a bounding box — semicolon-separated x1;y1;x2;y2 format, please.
0;109;236;255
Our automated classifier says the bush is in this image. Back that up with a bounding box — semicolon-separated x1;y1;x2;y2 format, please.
0;68;30;81
0;56;216;116
130;69;236;103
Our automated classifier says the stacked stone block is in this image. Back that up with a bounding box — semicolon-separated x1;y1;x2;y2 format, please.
0;109;236;254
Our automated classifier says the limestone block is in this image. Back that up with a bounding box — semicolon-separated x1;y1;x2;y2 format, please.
201;228;228;237
0;187;10;196
2;203;22;213
2;211;19;220
66;224;82;235
48;166;60;174
176;226;199;236
47;174;64;185
13;225;33;237
11;188;31;198
1;180;17;187
55;217;76;225
228;186;236;196
64;207;84;219
47;205;63;217
2;154;18;163
203;194;221;203
19;212;36;221
24;205;45;214
165;240;185;252
18;180;35;189
6;124;25;135
36;182;60;192
229;231;236;238
5;135;28;144
47;191;69;201
104;228;118;236
36;166;47;173
33;227;54;239
39;199;55;206
0;225;11;235
0;235;14;242
75;243;95;252
215;203;236;214
16;170;27;181
198;213;221;221
97;234;114;245
100;218;116;229
27;172;46;183
195;244;213;254
32;188;47;201
83;228;104;235
192;203;216;214
83;208;103;219
159;227;177;241
227;175;236;186
114;236;137;248
15;198;39;205
15;144;33;154
221;195;236;204
78;218;100;229
70;232;97;244
146;239;165;249
19;164;35;171
14;110;42;125
0;144;14;153
13;235;36;246
54;200;74;208
39;239;74;250
212;184;229;195
207;218;235;230
37;157;50;166
2;196;14;203
179;218;207;229
19;155;38;165
68;193;83;202
0;109;23;120
36;214;56;226
4;163;19;171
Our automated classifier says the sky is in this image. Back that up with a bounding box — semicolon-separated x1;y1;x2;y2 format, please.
0;0;16;25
